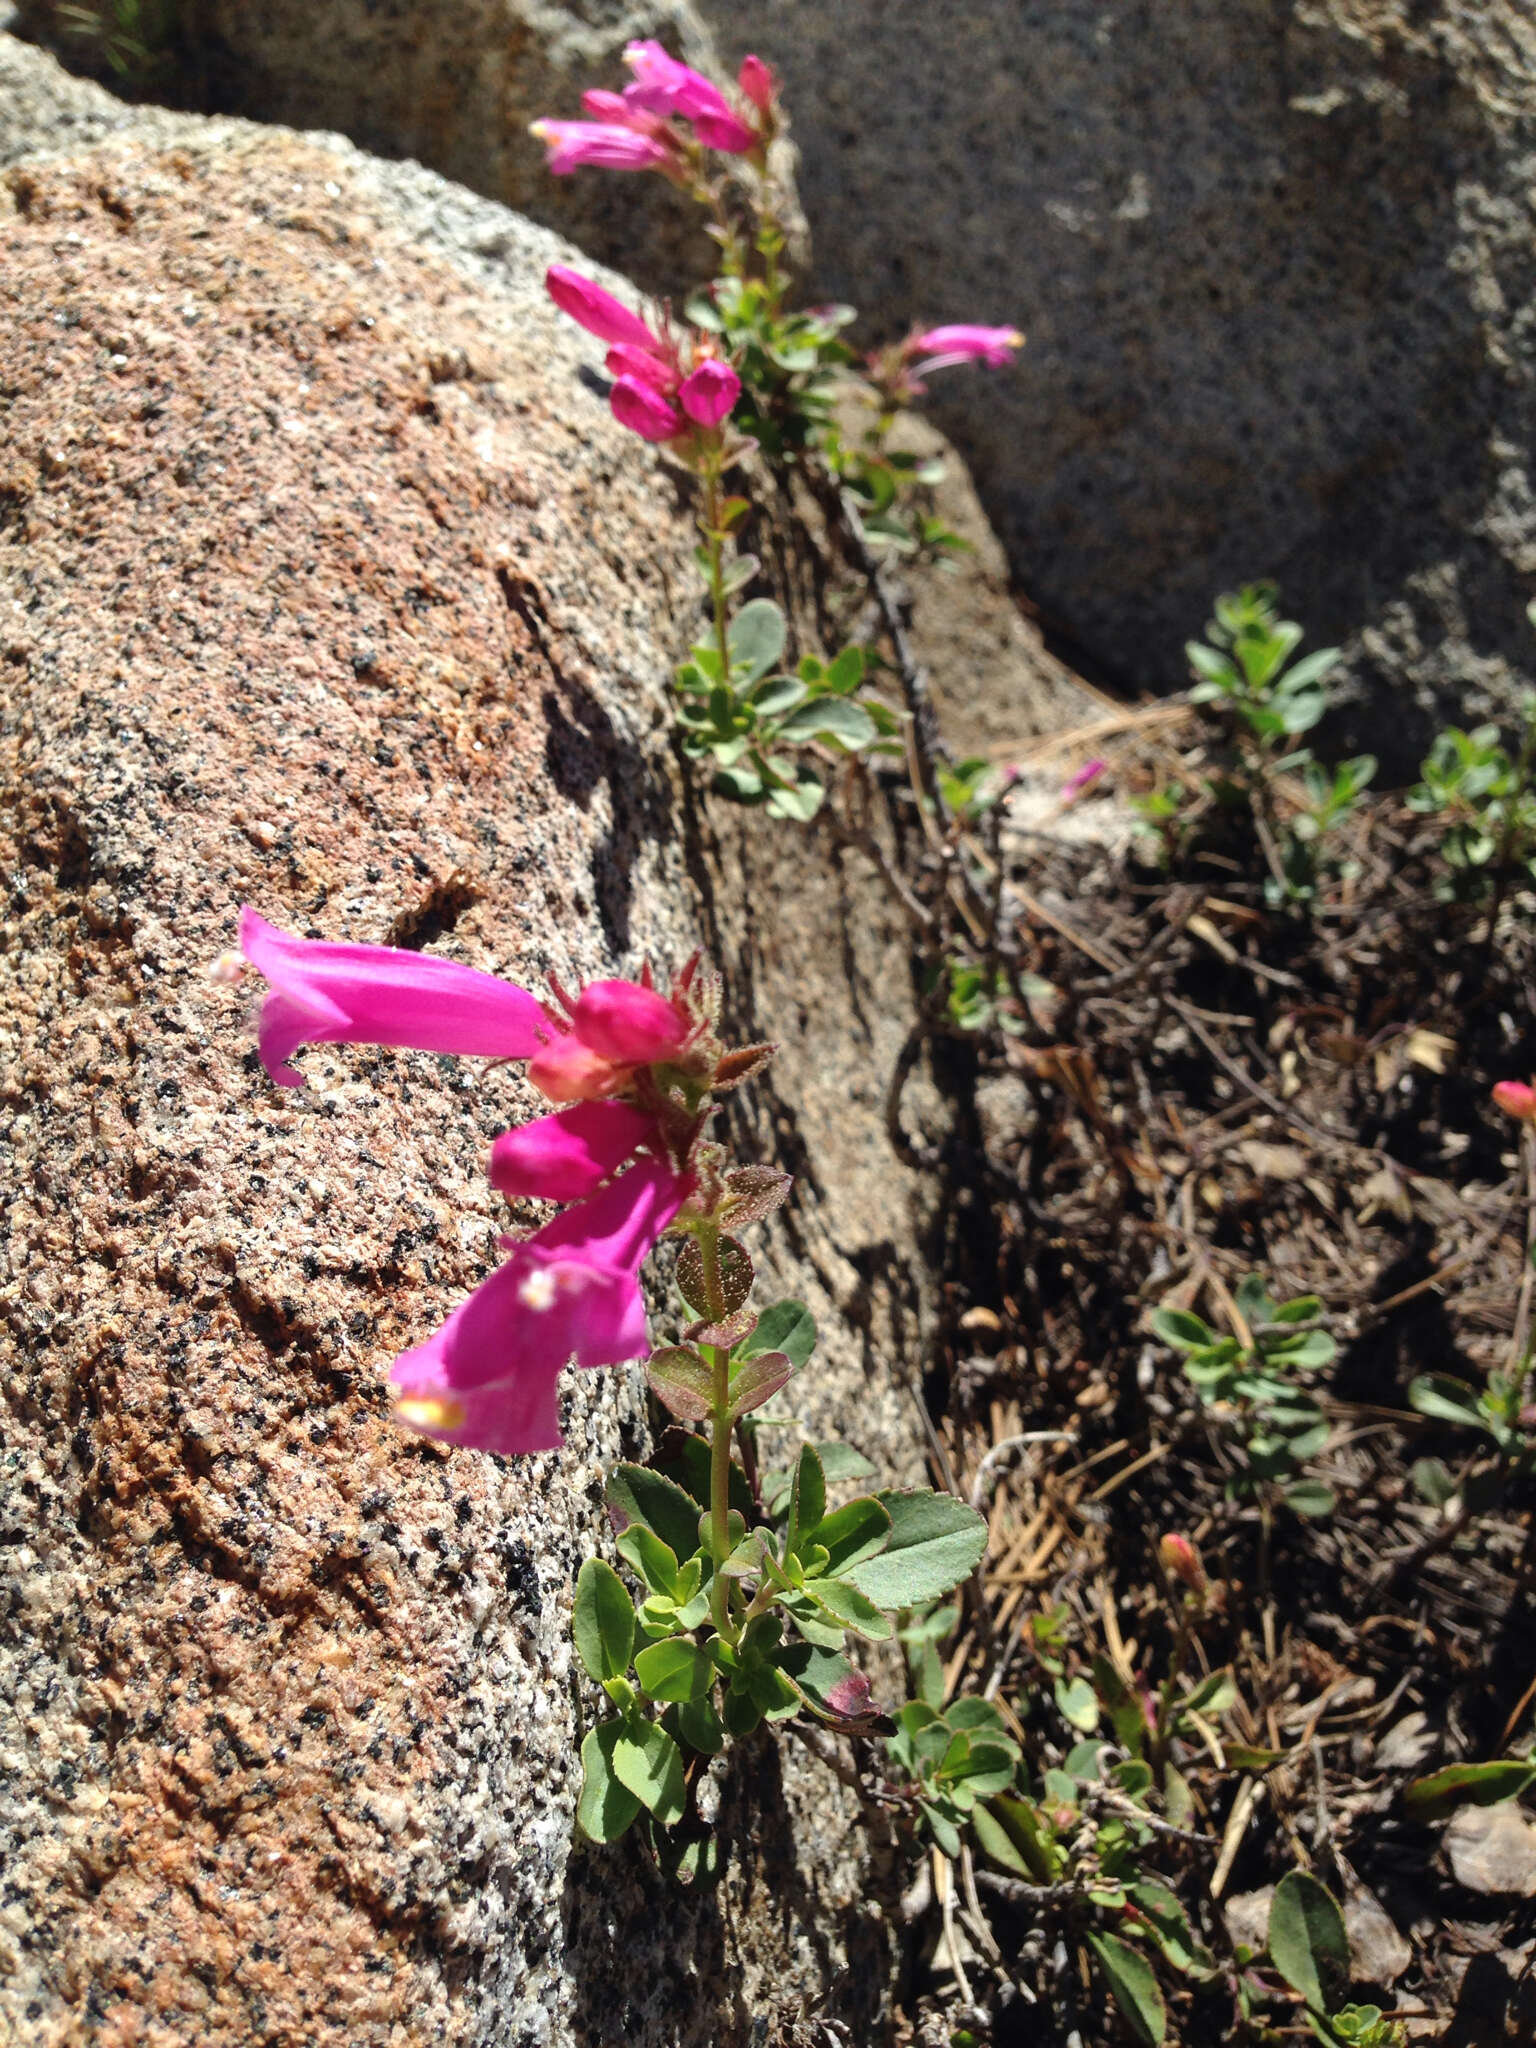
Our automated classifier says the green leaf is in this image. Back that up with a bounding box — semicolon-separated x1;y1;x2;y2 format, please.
1403;1756;1536;1820
675;1693;724;1756
843;1490;987;1608
644;1345;715;1422
1087;1930;1167;2047
788;1443;827;1559
1409;1374;1489;1433
1283;1479;1337;1519
573;1558;635;1683
1055;1674;1101;1732
1179;1669;1238;1718
742;1299;817;1369
608;1464;708;1563
750;674;808;717
1093;1655;1149;1757
804;1573;894;1640
634;1638;714;1704
775;695;878;750
577;1720;642;1842
1268;1871;1349;2013
727;598;786;685
1186;641;1239;689
826;646;865;694
812;1494;894;1577
1151;1307;1215;1352
745;1659;802;1719
612;1717;686;1825
726;1349;795;1420
615;1524;680;1599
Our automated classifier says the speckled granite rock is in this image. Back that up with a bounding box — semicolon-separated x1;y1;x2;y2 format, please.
695;0;1536;756
9;0;788;295
0;77;943;2047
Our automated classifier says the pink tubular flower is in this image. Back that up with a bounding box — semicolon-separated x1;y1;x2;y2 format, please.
238;907;546;1088
679;359;741;427
737;54;776;113
529;118;676;177
610;373;685;442
545;264;663;352
389;1153;690;1454
623;38;730;121
489;1100;656;1203
908;323;1026;370
1493;1080;1536;1122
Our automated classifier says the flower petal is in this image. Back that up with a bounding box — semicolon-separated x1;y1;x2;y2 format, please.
239;907;546;1087
571;979;690;1064
489;1100;655;1202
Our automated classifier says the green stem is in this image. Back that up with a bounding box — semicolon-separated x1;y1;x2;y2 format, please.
702;459;731;685
697;1225;739;1646
1150;1598;1196;1777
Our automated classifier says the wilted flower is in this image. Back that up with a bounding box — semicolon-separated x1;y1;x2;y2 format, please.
907;323;1026;371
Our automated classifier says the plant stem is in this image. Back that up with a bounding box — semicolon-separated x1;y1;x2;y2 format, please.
702;458;732;686
1151;1596;1197;1776
697;1225;739;1645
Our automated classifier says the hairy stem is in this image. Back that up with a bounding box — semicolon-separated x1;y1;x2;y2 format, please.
697;1225;739;1645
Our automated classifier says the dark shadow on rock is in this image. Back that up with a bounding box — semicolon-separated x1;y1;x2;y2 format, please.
541;680;675;956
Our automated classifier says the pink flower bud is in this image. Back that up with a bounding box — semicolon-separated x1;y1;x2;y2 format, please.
737;54;776;112
489;1101;656;1203
609;373;685;442
527;1034;625;1105
1062;757;1108;804
571;979;690;1065
529;119;675;177
1159;1533;1206;1593
545;264;660;351
1493;1080;1536;1121
679;358;741;427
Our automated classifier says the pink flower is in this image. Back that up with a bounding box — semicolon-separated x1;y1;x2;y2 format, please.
737;54;776;113
623;38;728;121
622;40;758;154
609;373;685;442
908;323;1025;371
605;341;674;389
570;979;690;1064
529;118;676;176
389;1153;690;1454
679;359;741;427
1062;757;1108;804
545;264;664;352
238;907;546;1088
489;1100;656;1203
1493;1080;1536;1122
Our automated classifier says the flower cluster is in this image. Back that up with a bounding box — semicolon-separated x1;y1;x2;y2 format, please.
546;264;741;445
235;909;765;1456
531;38;776;178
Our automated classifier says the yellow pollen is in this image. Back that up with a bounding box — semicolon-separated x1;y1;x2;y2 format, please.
395;1395;466;1432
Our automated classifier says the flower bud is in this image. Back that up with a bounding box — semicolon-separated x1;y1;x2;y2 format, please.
1493;1079;1536;1122
610;374;685;442
1159;1533;1206;1593
737;54;776;112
